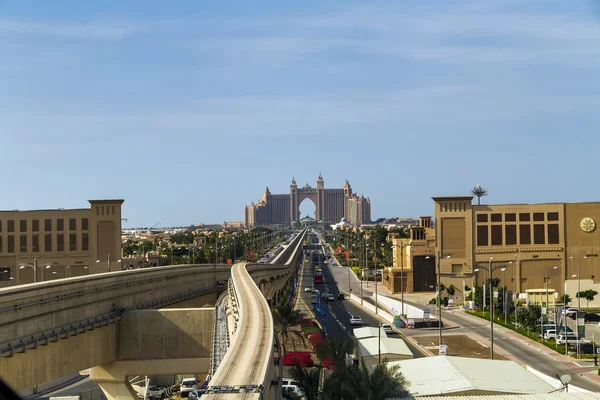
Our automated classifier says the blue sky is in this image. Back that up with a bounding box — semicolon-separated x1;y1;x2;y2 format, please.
2;0;600;227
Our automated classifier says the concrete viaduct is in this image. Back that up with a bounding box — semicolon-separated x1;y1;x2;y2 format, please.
0;229;308;400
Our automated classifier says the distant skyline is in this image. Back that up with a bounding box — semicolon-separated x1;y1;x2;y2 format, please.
2;0;600;227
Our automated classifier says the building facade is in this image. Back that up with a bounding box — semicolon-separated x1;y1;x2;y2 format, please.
0;199;124;287
383;217;437;294
244;175;371;227
433;196;600;308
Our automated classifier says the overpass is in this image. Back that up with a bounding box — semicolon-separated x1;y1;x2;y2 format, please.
0;228;308;400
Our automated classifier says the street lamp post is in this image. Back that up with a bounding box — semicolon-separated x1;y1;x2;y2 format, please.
546;266;558;324
393;241;412;316
96;254;122;273
501;267;507;326
427;252;451;349
19;257;38;283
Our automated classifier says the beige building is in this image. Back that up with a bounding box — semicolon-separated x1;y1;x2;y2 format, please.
433;196;600;308
383;217;437;294
0;200;124;287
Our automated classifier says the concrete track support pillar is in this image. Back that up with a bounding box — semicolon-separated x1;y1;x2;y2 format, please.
91;364;139;400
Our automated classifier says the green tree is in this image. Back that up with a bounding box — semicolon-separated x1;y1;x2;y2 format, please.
330;361;409;400
284;365;322;400
562;294;572;305
446;285;457;297
517;304;541;331
471;184;488;205
273;304;306;356
315;337;355;371
577;290;598;308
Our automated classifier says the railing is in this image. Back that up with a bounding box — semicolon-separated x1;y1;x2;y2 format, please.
210;290;230;376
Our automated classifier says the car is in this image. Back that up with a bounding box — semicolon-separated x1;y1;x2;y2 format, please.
556;333;579;345
570;342;594;354
562;307;580;315
350;316;363;325
544;329;557;341
140;386;164;399
337;293;344;300
326;294;335;302
381;324;393;333
188;390;206;400
321;292;328;299
179;378;198;397
304;287;312;292
585;313;600;322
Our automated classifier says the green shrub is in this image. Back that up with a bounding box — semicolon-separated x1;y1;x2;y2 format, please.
429;298;437;305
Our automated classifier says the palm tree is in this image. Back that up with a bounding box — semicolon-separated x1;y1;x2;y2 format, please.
284;365;322;400
471;184;488;205
273;303;306;356
315;337;355;371
341;360;409;400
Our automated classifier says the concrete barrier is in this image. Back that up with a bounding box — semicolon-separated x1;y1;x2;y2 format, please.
349;294;394;324
377;295;425;319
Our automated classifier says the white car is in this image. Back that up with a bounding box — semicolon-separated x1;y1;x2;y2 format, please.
350;316;363;325
556;333;578;345
304;287;312;292
381;324;393;333
562;307;579;315
180;378;198;397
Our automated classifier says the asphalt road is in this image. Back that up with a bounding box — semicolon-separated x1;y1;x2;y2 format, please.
296;256;424;358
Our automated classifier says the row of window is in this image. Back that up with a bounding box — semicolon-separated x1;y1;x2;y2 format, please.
477;224;560;246
96;205;116;216
0;218;88;233
0;233;89;253
477;212;559;223
441;202;468;212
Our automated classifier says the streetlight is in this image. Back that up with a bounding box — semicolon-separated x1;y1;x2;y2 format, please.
475;259;508;359
570;256;587;312
95;254;122;272
392;241;412;316
426;252;451;350
46;264;88;277
545;266;559;324
52;271;64;279
19;257;38;282
509;254;518;328
501;267;507;326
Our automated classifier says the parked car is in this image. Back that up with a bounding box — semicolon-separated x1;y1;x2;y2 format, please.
304;287;312;292
585;313;600;322
381;324;393;333
350;316;363;325
337;293;344;300
541;324;556;336
556;333;579;345
544;329;557;341
562;307;580;315
188;390;206;400
139;386;164;400
321;292;328;299
326;294;335;302
570;342;594;354
180;378;198;397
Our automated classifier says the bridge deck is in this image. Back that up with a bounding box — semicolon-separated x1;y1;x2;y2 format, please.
206;262;273;395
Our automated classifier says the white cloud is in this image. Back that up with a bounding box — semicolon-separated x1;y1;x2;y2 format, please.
0;18;137;40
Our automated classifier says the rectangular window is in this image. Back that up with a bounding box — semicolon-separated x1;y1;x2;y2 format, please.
19;220;27;232
0;268;10;281
491;213;502;222
57;234;64;252
57;219;64;231
548;212;559;221
533;212;545;221
96;206;100;216
476;214;488;223
0;221;2;233
82;232;89;251
477;225;488;246
45;219;52;231
111;206;115;215
82;218;89;231
505;213;516;222
32;220;39;232
491;225;503;245
32;234;39;252
8;220;14;233
45;234;52;252
548;224;560;244
520;225;531;244
0;235;2;252
69;233;77;251
8;236;15;253
519;213;530;222
534;224;545;244
69;218;76;231
505;225;517;245
19;234;27;253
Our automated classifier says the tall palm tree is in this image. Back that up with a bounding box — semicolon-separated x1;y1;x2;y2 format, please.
471;184;488;205
273;303;306;356
315;337;355;371
284;365;322;400
341;361;409;400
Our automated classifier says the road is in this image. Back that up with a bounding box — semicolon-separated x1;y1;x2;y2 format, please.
295;255;425;358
